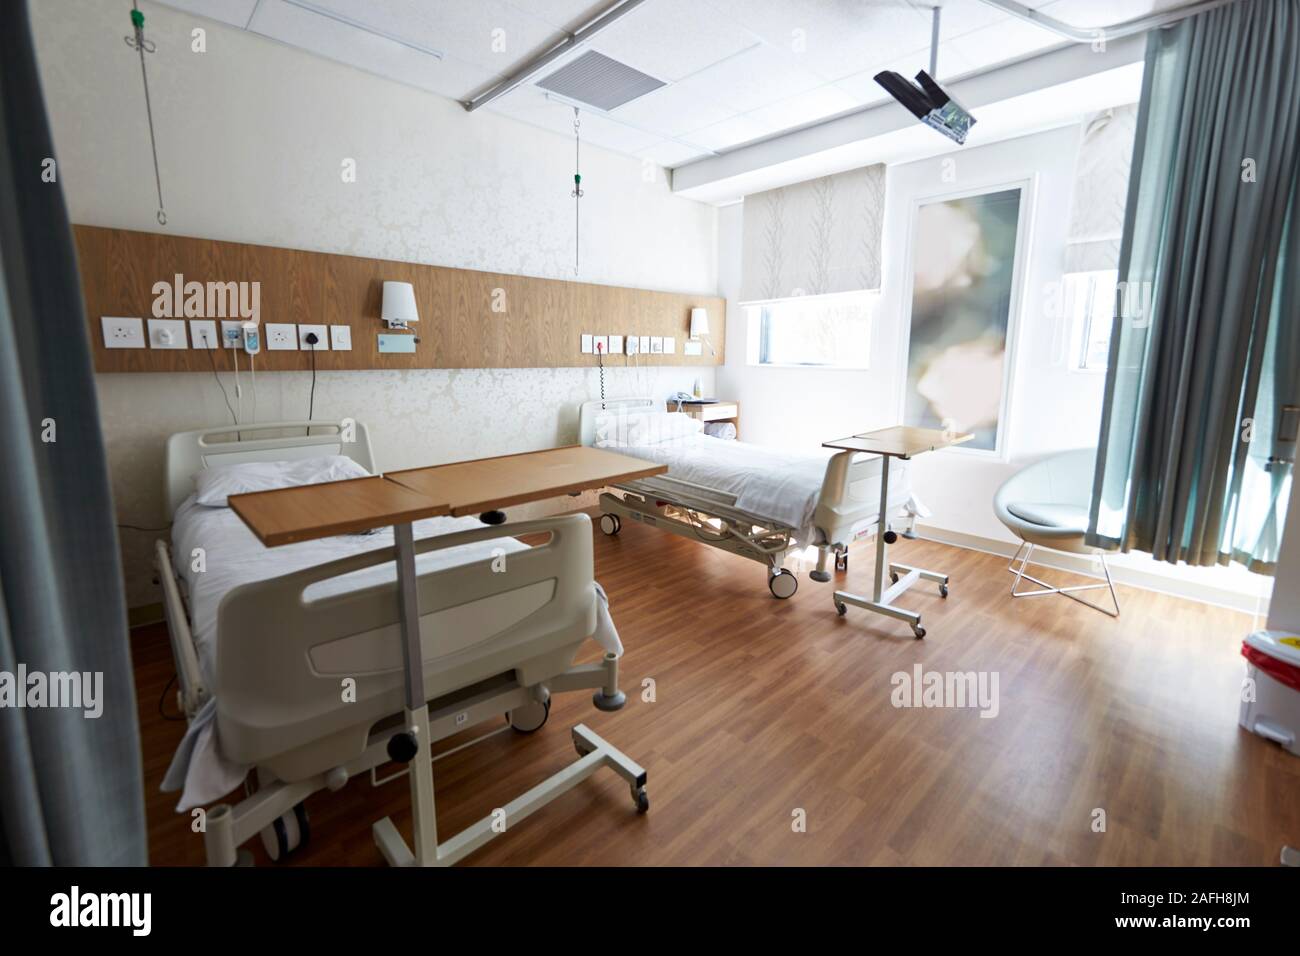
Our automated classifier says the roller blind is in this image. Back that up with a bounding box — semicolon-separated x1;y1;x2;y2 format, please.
740;164;886;302
1065;104;1138;273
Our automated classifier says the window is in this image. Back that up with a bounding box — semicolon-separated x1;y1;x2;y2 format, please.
749;292;874;368
1064;269;1118;371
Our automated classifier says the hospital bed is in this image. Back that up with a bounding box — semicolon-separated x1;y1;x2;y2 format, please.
579;398;923;598
155;420;637;865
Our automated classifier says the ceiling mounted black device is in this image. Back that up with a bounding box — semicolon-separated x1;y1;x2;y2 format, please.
873;68;976;145
874;5;976;146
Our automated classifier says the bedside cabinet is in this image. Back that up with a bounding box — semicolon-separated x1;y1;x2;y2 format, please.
677;401;739;438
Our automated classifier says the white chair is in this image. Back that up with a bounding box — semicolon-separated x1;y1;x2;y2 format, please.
993;448;1119;617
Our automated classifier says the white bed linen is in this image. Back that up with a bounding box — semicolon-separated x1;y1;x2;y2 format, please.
164;497;621;810
604;434;915;542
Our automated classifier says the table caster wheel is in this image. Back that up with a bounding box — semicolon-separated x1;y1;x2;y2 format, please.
260;802;310;862
912;625;926;639
769;569;798;599
890;571;899;585
835;601;847;616
510;697;550;733
633;787;650;814
599;513;621;535
939;583;949;598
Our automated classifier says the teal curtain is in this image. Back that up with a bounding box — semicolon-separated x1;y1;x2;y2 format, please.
1088;0;1300;574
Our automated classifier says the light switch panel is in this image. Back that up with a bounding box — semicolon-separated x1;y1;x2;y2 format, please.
664;337;676;354
298;323;329;350
608;335;624;354
101;316;145;349
147;318;188;349
329;325;352;350
581;334;593;354
265;323;298;350
189;320;219;349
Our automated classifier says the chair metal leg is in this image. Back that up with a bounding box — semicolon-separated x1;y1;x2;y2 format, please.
1007;543;1120;617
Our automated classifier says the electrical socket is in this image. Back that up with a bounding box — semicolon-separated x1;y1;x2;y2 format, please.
265;323;298;350
298;323;328;350
101;316;145;349
220;320;245;349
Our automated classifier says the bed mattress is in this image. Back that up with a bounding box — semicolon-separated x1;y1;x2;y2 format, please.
604;434;915;542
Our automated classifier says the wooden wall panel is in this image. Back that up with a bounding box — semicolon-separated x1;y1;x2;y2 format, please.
75;225;726;373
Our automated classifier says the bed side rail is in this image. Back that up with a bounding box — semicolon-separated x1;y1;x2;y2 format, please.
213;513;596;763
154;539;208;718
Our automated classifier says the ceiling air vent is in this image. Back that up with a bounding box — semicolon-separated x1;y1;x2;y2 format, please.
536;51;665;111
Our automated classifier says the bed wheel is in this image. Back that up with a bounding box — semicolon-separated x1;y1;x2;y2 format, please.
632;786;650;814
768;569;798;599
599;513;621;536
260;802;310;862
510;697;551;733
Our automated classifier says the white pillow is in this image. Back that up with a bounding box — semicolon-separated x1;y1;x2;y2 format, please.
194;455;371;507
594;411;703;447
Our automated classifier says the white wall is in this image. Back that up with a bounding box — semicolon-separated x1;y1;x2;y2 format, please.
717;126;1274;614
33;0;719;607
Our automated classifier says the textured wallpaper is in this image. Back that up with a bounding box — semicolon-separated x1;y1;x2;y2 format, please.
32;0;719;606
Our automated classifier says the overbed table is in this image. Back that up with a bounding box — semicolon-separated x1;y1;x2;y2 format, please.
229;444;665;867
822;426;972;639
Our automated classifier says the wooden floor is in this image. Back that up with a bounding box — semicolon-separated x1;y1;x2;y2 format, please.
134;514;1300;866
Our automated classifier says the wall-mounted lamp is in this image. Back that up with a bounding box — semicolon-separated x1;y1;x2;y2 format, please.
690;306;715;356
381;281;419;331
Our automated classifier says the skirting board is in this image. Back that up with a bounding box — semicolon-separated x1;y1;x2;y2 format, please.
915;524;1272;618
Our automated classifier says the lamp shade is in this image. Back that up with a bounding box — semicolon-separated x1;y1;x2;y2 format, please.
381;281;419;323
689;307;709;338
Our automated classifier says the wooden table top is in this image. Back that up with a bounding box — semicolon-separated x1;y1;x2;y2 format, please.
823;426;974;459
228;475;450;547
386;445;667;517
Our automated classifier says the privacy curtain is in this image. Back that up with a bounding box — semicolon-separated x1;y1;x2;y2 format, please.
740;164;886;302
0;3;146;864
1088;0;1300;573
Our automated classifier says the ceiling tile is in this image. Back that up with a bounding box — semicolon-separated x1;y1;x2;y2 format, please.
607;81;734;138
288;0;564;72
153;0;260;29
946;14;1066;73
500;0;611;33
248;0;496;101
744;83;859;130
700;0;934;83
671;44;823;115
683;113;775;151
588;0;759;82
